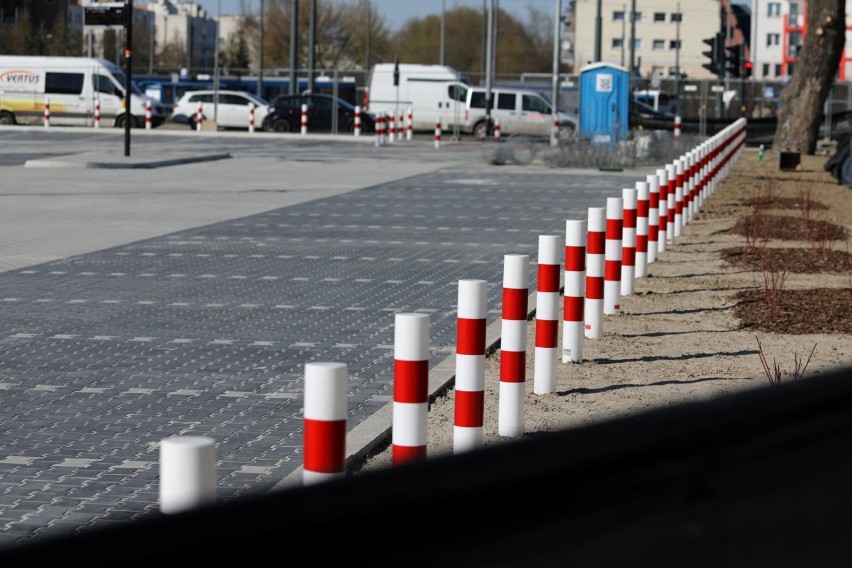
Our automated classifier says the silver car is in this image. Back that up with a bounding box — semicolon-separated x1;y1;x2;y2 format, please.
172;90;270;130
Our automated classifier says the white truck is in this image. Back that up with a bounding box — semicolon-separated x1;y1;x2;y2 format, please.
365;63;469;134
0;56;165;128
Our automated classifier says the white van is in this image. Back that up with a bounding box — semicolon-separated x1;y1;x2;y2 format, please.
465;86;578;140
0;56;165;128
365;63;469;133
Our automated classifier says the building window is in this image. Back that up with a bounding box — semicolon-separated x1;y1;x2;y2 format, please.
768;2;781;16
775;63;783;76
653;12;666;22
767;33;780;47
632;11;642;22
613;10;624;21
633;38;642;49
652;39;665;50
671;12;682;23
669;40;681;50
612;38;624;49
763;63;770;76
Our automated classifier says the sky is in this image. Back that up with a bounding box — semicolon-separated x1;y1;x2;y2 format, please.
183;0;563;32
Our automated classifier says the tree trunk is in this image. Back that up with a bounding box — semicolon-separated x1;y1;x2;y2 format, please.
772;0;845;155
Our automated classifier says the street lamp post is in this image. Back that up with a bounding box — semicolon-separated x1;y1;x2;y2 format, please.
213;0;221;123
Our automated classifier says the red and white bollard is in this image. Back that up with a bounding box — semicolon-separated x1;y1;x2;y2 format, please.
634;181;650;279
145;99;152;130
665;163;677;246
550;114;560;147
397;111;404;140
159;435;216;514
674;158;685;239
657;168;669;254
248;102;255;133
620;187;637;296
375;113;384;146
353;105;361;136
533;235;562;395
686;149;697;223
453;279;488;454
406;107;413;141
674;114;681;140
646;173;659;264
43;97;50;127
434;116;441;149
302;361;348;485
494;118;501;141
562;219;586;363
196;102;203;132
499;253;529;438
392;313;430;465
94;96;101;128
603;196;624;316
388;113;396;143
300;103;308;135
585;207;606;339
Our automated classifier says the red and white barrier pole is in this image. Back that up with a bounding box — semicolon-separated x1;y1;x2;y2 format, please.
375;113;384;146
550;114;560;147
646;173;659;264
674;157;684;239
562;219;586;363
145;99;152;130
94;96;101;128
499;254;529;438
159;435;216;514
43;97;50;127
634;181;649;279
674;114;681;140
434;116;441;149
533;235;562;396
392;313;430;465
300;103;308;135
354;105;361;136
494;118;501;141
585;206;606;339
620;188;637;296
686;149;697;222
398;111;404;140
453;279;488;454
303;361;348;484
196;102;203;132
388;112;396;143
248;102;255;133
657;168;669;254
406;107;413;141
603;196;623;316
665;163;676;245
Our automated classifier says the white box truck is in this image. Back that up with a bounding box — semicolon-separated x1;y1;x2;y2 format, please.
0;56;165;128
365;63;469;134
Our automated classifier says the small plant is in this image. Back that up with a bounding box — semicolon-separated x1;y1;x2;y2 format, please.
796;184;816;226
757;337;818;386
762;263;787;317
809;221;836;256
755;180;775;207
743;211;766;252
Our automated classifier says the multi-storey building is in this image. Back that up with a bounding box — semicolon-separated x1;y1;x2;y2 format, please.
751;0;852;81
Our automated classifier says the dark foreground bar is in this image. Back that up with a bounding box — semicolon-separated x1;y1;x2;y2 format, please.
3;365;852;567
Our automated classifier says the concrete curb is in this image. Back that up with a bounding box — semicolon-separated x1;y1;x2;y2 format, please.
24;151;232;169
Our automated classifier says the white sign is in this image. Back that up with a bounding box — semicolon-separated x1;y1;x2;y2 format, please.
711;85;725;93
595;74;613;93
684;85;698;92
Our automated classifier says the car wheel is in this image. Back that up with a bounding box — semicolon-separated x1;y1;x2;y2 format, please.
115;114;138;128
0;111;15;125
271;118;291;133
473;121;488;140
558;124;577;141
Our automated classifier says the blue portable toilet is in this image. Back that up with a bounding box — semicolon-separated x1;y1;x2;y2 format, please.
579;63;629;144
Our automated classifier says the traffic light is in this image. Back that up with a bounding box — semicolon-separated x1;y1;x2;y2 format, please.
702;34;720;76
744;60;753;78
725;43;743;78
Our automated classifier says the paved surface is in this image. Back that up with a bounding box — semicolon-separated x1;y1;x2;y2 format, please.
0;125;655;548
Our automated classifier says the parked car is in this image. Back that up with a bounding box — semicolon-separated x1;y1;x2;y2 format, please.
172;90;270;130
262;93;376;134
464;86;578;140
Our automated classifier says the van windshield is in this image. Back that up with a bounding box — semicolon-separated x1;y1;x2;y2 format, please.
111;70;143;96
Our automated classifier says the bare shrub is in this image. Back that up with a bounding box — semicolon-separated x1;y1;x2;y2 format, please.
762;263;787;317
757;337;818;386
796;183;816;226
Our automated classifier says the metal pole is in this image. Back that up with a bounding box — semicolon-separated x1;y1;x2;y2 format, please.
308;0;316;94
257;0;264;99
551;0;562;113
629;0;636;77
620;4;625;67
365;0;371;71
440;0;445;66
124;0;133;157
213;0;220;123
674;3;681;111
485;0;494;135
289;0;298;95
148;14;154;74
594;0;602;62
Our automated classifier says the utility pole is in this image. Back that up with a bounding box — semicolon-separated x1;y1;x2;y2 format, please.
365;0;371;71
594;0;602;62
289;0;298;95
620;4;625;67
213;0;221;123
629;0;636;77
257;0;264;99
440;0;445;66
124;0;133;157
308;0;316;94
551;0;562;114
485;0;494;135
674;2;681;110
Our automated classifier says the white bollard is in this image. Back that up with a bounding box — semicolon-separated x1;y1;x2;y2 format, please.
145;100;152;130
434;116;441;149
94;96;101;128
646;174;659;264
392;313;430;465
159;435;217;515
302;361;348;485
196;101;203;132
397;111;404;140
354;105;361;136
603;196;623;316
498;254;529;438
665;163;677;246
388;113;395;143
657;168;669;254
300;103;308;135
621;187;637;296
674;157;685;238
494;118;501;141
550;114;559;147
562;219;586;363
248;102;255;133
453;279;488;454
674;114;681;140
584;207;606;339
406;107;413;141
43;97;50;127
635;181;650;278
533;235;562;395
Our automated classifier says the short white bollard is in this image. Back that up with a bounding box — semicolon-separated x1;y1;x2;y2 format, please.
434;116;441;149
353;105;361;136
248;102;255;133
159;435;217;515
388;113;395;143
499;254;529;438
665;163;677;246
392;313;430;465
674;114;681;140
646;173;660;264
453;279;488;454
406;107;413;141
550;114;559;147
300;103;308;135
585;207;606;339
533;235;561;395
657;168;669;254
603;196;624;316
303;361;348;485
196;102;203;132
674;157;685;238
494;118;501;141
145;100;152;130
43;97;50;127
635;181;650;278
621;187;638;296
94;97;101;128
562;219;586;363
